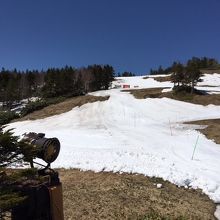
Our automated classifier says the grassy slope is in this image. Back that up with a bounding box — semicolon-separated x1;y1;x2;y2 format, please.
59;169;216;220
14;95;109;121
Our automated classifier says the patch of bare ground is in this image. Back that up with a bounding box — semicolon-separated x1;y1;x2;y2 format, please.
59;169;216;220
124;88;220;105
123;88;169;99
200;69;220;74
163;92;220;105
185;119;220;144
197;85;219;87
15;95;109;121
143;76;171;82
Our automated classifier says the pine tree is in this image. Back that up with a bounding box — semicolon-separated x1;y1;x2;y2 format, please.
171;62;185;87
0;126;40;215
103;65;114;89
186;59;202;93
0;127;37;167
170;59;202;93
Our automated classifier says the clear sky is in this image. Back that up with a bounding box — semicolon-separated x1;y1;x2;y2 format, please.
0;0;220;75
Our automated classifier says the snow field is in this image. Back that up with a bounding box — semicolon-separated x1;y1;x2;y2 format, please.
7;73;220;208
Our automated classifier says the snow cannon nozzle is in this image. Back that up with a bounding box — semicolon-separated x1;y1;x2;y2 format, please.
22;132;60;166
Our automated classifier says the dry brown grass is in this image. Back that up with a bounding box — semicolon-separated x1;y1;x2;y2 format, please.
59;169;216;220
162;91;220;105
200;69;220;74
185;119;220;144
143;76;171;82
15;95;109;121
123;88;168;99
197;85;219;87
124;88;220;105
153;76;171;82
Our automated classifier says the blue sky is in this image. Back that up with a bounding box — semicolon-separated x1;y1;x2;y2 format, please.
0;0;220;75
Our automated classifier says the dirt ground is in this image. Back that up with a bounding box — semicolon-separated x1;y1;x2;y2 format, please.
162;91;220;105
123;88;167;99
200;69;220;74
15;95;109;121
185;119;220;144
59;169;216;220
143;76;171;82
125;88;220;105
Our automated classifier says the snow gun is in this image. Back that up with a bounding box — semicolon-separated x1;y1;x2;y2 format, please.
21;132;61;168
11;132;64;220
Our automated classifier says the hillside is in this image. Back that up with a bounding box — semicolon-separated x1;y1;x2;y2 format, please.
7;72;220;219
60;169;216;220
14;95;109;121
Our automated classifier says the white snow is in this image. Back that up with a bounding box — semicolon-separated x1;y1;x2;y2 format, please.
197;73;220;94
6;73;220;214
215;205;220;219
199;73;220;87
116;76;173;89
156;183;163;189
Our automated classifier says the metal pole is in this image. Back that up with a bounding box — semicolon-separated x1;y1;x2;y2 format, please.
191;135;199;160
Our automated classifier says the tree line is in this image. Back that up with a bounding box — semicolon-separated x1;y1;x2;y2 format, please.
150;57;220;94
0;65;114;107
150;57;219;75
170;58;202;94
118;71;136;77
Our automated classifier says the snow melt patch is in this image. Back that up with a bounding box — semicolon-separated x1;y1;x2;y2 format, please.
156;183;163;189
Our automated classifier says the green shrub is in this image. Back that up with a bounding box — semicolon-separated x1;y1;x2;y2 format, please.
20;100;47;117
20;96;67;117
0;111;19;125
0;96;69;124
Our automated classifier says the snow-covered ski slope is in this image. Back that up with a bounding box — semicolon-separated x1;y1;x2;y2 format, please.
8;73;220;203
